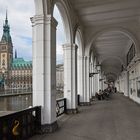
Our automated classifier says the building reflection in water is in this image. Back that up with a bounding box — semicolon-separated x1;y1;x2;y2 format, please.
0;95;32;111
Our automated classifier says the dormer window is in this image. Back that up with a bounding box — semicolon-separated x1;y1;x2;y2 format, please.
2;46;6;50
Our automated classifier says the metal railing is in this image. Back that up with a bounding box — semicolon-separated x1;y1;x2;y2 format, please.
56;98;66;117
0;88;32;95
0;106;41;140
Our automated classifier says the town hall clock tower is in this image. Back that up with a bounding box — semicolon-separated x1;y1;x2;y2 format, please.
0;12;13;88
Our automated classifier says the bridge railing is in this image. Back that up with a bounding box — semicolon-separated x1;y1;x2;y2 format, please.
56;98;66;117
0;106;41;140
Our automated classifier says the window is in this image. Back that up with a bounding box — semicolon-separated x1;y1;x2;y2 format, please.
2;59;5;66
2;46;6;50
127;43;135;65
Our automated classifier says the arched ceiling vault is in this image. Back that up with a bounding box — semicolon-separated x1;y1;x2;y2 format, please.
70;0;140;81
94;31;132;80
87;31;132;81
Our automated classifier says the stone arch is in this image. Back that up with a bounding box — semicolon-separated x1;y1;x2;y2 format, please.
34;0;51;15
52;0;73;43
74;26;84;56
74;25;84;102
89;49;95;64
85;27;140;56
93;57;97;66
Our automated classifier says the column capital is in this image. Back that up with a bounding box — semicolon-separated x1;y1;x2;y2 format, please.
45;15;58;27
63;43;78;50
84;56;90;60
31;14;58;27
78;55;84;60
31;14;44;26
90;62;93;65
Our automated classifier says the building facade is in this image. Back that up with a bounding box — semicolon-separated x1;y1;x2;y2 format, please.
0;13;32;91
56;64;64;94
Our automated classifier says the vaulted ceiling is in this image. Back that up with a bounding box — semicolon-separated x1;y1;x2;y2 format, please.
71;0;140;27
70;0;140;81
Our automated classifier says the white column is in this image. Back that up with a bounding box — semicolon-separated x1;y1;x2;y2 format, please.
83;56;90;104
97;73;100;92
93;66;97;96
83;56;86;103
63;44;78;113
77;56;84;103
93;77;96;96
31;15;58;132
91;62;94;97
87;57;90;102
124;71;129;96
89;62;93;99
89;62;91;99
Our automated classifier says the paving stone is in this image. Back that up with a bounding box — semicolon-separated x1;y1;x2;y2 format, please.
29;94;140;140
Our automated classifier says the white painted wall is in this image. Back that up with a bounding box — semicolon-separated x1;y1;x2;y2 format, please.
128;62;140;103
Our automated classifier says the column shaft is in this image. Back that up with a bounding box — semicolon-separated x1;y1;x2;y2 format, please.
77;56;84;103
31;15;58;132
83;56;90;105
63;44;78;113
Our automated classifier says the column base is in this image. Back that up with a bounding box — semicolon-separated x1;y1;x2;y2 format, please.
38;121;58;134
66;108;78;114
79;102;91;106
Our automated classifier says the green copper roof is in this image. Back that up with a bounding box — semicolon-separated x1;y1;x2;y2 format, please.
1;11;12;44
12;58;32;68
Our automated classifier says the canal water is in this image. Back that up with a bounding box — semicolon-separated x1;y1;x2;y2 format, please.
0;94;32;111
0;91;63;116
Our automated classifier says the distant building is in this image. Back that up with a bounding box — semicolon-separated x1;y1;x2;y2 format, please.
0;12;32;91
8;58;32;89
56;64;64;92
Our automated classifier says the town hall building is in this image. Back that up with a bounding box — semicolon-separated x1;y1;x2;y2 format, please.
0;12;32;91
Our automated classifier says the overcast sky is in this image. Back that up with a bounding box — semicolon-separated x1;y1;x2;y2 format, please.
0;0;64;63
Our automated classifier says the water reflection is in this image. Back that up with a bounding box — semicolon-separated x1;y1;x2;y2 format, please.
0;94;32;111
0;90;63;112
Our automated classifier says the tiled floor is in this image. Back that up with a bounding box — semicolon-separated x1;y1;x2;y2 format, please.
30;94;140;140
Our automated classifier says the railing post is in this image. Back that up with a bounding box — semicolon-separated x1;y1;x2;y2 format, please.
77;95;80;106
35;106;41;133
64;98;67;113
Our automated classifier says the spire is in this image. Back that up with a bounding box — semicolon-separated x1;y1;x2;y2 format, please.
15;49;17;58
1;10;12;44
4;9;9;29
5;9;8;24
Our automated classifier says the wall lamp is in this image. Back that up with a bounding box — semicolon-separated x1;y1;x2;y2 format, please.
89;64;101;77
99;78;104;81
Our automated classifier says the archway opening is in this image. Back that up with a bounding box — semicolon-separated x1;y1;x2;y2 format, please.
53;5;67;99
88;29;139;97
90;31;136;82
75;28;84;102
0;0;34;110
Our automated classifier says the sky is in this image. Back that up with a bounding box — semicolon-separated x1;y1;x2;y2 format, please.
0;0;64;64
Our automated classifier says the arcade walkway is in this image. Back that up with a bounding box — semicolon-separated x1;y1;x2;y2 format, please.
30;94;140;140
